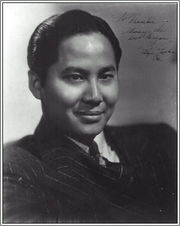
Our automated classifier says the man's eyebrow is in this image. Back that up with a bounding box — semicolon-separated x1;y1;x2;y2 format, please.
61;67;89;75
98;66;116;74
61;65;116;75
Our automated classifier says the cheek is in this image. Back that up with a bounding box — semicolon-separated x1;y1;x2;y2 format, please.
102;82;119;106
43;82;84;108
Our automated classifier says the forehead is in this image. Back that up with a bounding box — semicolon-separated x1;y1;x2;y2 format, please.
57;33;116;63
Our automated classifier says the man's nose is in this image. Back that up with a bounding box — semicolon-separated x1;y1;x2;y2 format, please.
83;79;103;105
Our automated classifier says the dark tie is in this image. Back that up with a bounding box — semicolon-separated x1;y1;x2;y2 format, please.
89;141;123;176
89;141;100;163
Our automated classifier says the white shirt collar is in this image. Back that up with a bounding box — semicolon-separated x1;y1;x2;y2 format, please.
67;131;120;163
94;131;120;163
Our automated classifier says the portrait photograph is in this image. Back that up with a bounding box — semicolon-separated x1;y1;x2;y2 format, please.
2;1;178;224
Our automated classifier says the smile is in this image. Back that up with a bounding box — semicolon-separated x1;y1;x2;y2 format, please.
77;111;104;116
75;110;104;123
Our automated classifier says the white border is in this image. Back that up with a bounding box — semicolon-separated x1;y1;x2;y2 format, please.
1;1;179;225
1;0;3;225
0;1;179;2
177;1;179;225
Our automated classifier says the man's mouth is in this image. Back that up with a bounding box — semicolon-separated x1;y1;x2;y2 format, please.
77;110;104;116
75;110;105;122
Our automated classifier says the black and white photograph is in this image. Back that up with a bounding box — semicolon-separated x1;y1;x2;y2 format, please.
2;1;178;224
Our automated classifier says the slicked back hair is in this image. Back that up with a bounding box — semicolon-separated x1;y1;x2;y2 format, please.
27;9;122;85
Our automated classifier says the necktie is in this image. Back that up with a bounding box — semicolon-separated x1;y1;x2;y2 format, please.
89;141;100;163
89;141;124;178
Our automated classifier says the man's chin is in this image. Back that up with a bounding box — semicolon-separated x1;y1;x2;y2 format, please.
75;122;105;137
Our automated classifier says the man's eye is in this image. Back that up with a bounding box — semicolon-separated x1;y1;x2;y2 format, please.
66;74;84;82
99;74;114;80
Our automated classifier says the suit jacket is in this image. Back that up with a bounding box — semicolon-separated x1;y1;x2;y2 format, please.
3;120;177;223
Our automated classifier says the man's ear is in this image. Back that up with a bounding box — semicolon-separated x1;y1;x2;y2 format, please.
28;70;42;99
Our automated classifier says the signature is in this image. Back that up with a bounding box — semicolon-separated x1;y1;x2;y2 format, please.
139;47;175;61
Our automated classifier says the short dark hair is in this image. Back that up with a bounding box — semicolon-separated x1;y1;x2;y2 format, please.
27;9;122;85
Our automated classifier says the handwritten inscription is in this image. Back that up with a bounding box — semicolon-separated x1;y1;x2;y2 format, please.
116;12;168;24
129;16;155;24
125;24;168;42
139;47;175;61
116;12;174;61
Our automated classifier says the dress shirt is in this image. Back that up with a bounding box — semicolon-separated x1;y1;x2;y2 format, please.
67;131;120;163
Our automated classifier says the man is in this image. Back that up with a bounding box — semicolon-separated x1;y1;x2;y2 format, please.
3;9;177;223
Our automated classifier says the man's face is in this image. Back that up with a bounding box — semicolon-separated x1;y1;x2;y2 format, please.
40;32;119;140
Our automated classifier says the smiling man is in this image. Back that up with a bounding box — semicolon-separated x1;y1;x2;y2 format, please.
3;10;177;223
33;32;119;142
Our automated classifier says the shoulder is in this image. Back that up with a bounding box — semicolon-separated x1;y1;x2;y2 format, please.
106;122;176;140
109;123;177;221
106;123;177;190
106;123;177;186
3;137;58;223
106;123;176;159
3;136;45;180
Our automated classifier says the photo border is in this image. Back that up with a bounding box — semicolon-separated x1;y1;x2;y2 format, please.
1;1;179;225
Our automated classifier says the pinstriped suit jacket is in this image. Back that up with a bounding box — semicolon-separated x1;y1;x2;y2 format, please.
3;120;177;223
